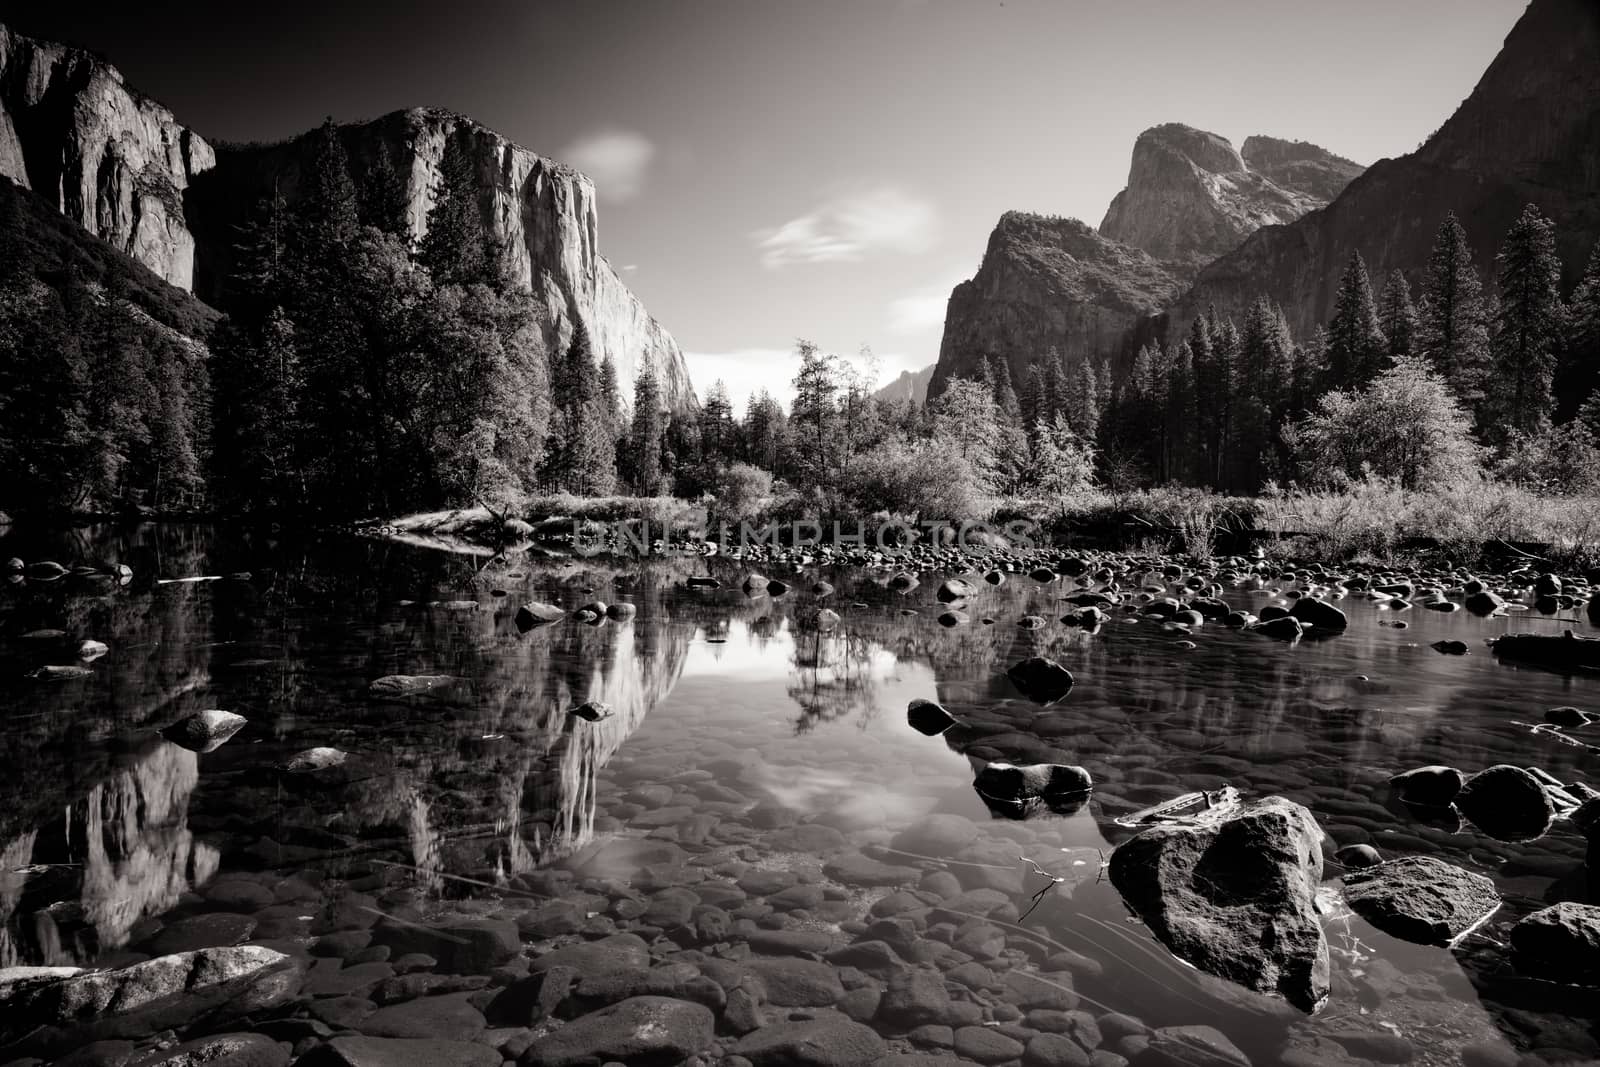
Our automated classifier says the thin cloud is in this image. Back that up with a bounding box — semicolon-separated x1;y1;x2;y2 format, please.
887;268;969;335
754;185;938;269
560;128;656;202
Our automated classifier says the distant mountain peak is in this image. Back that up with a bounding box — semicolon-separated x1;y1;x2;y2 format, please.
1099;124;1362;265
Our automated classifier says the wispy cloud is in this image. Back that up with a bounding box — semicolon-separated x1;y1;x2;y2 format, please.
560;128;656;202
754;185;938;269
887;267;969;335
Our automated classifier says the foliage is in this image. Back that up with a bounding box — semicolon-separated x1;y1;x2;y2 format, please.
709;462;775;528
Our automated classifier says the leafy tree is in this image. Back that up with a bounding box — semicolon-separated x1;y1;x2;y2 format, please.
1497;422;1600;496
1419;212;1491;406
1486;204;1565;444
929;376;1001;487
1378;270;1418;361
1324;251;1386;391
1292;356;1481;490
1030;413;1096;496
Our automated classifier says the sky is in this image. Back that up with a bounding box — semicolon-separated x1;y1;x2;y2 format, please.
3;0;1526;409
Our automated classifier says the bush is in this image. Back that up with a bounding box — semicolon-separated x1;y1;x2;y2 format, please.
844;436;985;523
709;463;774;529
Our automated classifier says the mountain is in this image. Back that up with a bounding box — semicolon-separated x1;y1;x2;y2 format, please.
874;364;935;406
929;213;1187;399
0;23;695;410
1169;0;1600;342
931;124;1360;397
1099;124;1361;267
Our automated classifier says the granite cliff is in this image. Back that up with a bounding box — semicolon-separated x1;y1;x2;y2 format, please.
1098;124;1359;267
0;24;694;409
1170;0;1600;342
929;213;1186;399
933;125;1358;396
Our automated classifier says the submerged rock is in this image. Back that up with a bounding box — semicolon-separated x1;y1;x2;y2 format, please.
27;664;93;681
974;762;1092;807
162;709;248;752
733;1018;886;1067
605;602;638;620
1342;856;1499;944
1388;765;1464;807
1246;616;1303;641
296;1036;499;1067
1005;657;1075;703
1107;796;1328;1013
1546;706;1595;728
1138;1025;1252;1067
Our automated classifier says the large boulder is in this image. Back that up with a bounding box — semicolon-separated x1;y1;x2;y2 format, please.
515;602;566;631
1107;796;1327;1013
1455;764;1556;840
520;996;714;1066
1387;765;1464;807
0;946;302;1053
973;763;1092;804
907;699;962;736
1288;597;1348;632
732;1018;887;1067
1511;901;1600;982
1005;657;1075;703
1342;856;1499;945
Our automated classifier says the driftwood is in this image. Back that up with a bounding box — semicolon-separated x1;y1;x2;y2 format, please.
1490;630;1600;671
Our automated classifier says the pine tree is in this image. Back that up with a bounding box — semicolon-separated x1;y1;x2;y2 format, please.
631;361;665;495
418;127;489;285
1064;359;1100;443
1420;212;1491;406
992;358;1022;424
1325;251;1387;391
598;354;622;438
298;118;359;252
1044;349;1069;422
1560;243;1600;424
359;148;411;237
790;340;838;486
1163;340;1196;484
1020;363;1046;432
231;184;291;316
1378;270;1418;362
699;379;735;468
1487;204;1566;444
1233;298;1295;490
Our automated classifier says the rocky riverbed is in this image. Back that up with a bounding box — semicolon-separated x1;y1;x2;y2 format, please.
1;523;1599;1066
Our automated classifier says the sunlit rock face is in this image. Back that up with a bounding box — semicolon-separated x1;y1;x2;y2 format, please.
191;109;698;412
1;740;216;965
1171;0;1600;339
0;25;695;410
0;24;216;289
1099;124;1359;267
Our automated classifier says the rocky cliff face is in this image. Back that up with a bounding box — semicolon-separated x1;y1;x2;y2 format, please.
873;364;935;406
0;25;695;410
929;213;1185;398
0;24;214;290
1172;0;1600;341
1098;123;1360;266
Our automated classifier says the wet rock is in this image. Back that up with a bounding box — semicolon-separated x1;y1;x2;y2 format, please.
767;580;790;596
1018;615;1049;629
1342;856;1499;945
361;991;486;1040
1491;629;1600;670
878;967;958;1029
77;638;109;660
937;610;969;628
372;917;520;974
514;602;566;632
1246;617;1302;641
1546;706;1595;728
1387;766;1464;807
294;1035;500;1067
567;701;613;723
1288;597;1347;631
606;603;638;620
0;946;302;1051
27;664;93;681
1334;845;1381;869
162;709;248;752
367;674;460;698
732;1018;888;1066
1134;1025;1251;1067
520;995;714;1066
286;747;349;773
974;763;1092;804
1006;657;1075;703
148;912;258;955
908;699;962;736
743;573;772;594
890;572;920;592
530;933;650;977
1107;796;1328;1013
1465;590;1505;616
1455;764;1556;840
1024;1033;1093;1067
486;966;576;1026
1430;640;1469;655
25;560;68;581
1511;902;1600;982
938;578;979;602
139;1032;289;1066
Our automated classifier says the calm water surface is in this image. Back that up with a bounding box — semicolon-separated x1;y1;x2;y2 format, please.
2;524;1599;1065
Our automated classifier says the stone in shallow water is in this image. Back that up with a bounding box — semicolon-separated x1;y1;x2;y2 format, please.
361;991;486;1040
161;709;248;752
295;1035;500;1067
1511;902;1600;981
519;995;715;1066
1005;657;1075;703
745;957;847;1006
1387;765;1463;807
139;1032;289;1067
529;932;650;976
733;1018;888;1067
371;916;519;975
891;813;979;857
147;911;258;955
1108;796;1328;1014
1342;856;1499;945
823;852;922;888
1455;764;1556;841
1136;1025;1252;1067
